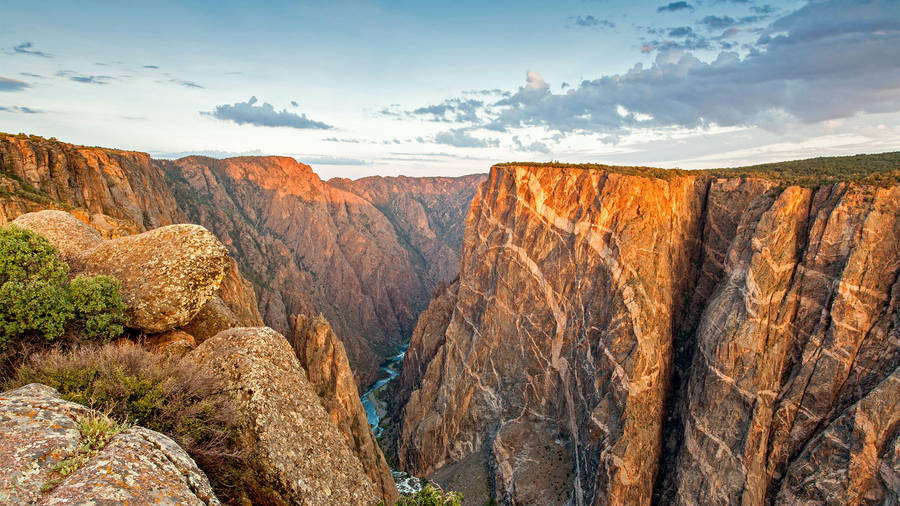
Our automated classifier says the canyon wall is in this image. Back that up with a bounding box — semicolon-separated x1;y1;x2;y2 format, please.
397;163;900;505
0;134;484;384
159;157;483;384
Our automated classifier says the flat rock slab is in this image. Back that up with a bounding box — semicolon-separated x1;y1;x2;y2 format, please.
0;383;219;505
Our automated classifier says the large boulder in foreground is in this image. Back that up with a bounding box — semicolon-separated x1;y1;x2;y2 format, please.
75;223;229;333
0;383;219;505
189;327;378;505
289;314;399;504
11;209;103;264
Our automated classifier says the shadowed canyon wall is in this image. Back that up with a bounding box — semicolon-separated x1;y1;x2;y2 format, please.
396;163;900;505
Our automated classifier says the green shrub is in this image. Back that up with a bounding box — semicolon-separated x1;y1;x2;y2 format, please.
395;485;463;506
0;226;128;349
0;225;69;285
0;227;74;347
70;275;126;340
8;343;247;503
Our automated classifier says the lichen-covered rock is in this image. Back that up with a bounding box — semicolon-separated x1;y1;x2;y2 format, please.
74;224;229;333
0;383;219;505
289;314;398;504
11;210;102;264
182;297;239;343
189;327;379;505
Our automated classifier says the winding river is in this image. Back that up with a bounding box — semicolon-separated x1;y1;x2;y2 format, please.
360;343;407;437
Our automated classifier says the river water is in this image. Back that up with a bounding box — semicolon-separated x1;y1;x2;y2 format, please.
360;343;407;437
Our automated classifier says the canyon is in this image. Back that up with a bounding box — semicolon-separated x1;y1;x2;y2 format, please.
395;160;900;505
0;134;484;386
3;132;899;505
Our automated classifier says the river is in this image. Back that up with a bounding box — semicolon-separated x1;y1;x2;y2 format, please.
360;343;407;437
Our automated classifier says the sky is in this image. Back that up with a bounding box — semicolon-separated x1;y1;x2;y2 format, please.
1;0;898;179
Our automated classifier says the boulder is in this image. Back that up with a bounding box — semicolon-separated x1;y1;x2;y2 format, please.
189;327;378;505
11;210;102;264
75;224;229;333
147;329;197;357
0;383;219;505
182;297;239;344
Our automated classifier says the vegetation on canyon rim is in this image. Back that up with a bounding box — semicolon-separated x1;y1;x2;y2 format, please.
499;151;900;187
0;225;126;349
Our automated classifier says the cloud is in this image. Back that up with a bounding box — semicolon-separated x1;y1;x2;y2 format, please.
6;42;52;58
323;137;361;143
431;129;499;148
298;156;371;165
169;78;203;88
698;15;767;31
0;77;30;92
410;98;484;122
512;136;552;153
668;26;694;37
571;15;615;29
57;71;114;85
411;0;900;138
202;96;333;129
0;105;42;114
657;2;694;13
152;149;265;159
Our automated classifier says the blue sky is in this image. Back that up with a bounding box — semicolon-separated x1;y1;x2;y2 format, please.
1;0;898;178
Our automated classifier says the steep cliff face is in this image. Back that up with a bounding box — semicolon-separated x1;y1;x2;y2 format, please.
161;156;483;384
288;313;399;504
330;174;485;289
0;134;181;233
397;163;900;505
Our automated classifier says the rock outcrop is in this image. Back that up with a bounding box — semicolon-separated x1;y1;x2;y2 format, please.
397;163;900;505
189;326;379;505
289;313;399;504
0;383;219;505
10;210;103;263
12;209;231;334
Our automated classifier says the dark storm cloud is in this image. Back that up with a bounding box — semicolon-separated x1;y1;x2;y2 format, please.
202;96;333;129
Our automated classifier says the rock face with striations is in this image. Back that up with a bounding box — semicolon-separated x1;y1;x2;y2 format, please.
0;383;219;505
397;163;900;505
189;326;379;505
289;313;399;504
